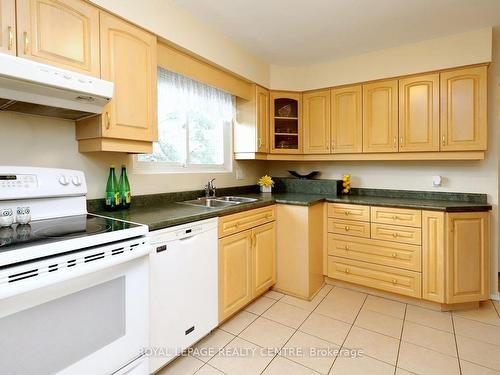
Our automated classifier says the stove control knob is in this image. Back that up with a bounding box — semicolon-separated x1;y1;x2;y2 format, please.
72;175;82;186
58;175;69;186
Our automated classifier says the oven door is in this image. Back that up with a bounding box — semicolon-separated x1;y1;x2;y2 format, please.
0;245;149;375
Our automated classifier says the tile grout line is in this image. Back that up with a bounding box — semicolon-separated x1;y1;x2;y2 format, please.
394;303;408;374
326;292;369;374
451;312;463;375
258;285;336;375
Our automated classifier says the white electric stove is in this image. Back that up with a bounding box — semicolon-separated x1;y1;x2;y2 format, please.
0;166;151;375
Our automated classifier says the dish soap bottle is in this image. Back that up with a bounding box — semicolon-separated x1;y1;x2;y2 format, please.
118;164;131;209
105;165;121;211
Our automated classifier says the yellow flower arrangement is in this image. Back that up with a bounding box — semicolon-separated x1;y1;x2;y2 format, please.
258;175;274;187
342;174;351;194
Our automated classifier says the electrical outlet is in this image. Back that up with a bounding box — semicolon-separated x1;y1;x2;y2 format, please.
236;168;245;180
432;176;442;187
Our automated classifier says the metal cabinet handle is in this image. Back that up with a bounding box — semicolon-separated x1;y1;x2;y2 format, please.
393;137;397;148
7;26;13;50
392;279;398;284
393;232;399;238
345;268;350;274
393;215;398;220
345;226;350;231
344;245;349;251
258;138;262;148
344;211;350;216
442;135;446;146
105;112;111;129
23;31;29;54
392;252;397;258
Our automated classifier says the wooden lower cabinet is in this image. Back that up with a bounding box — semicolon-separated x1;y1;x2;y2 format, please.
445;212;490;303
326;203;491;306
422;211;445;302
252;222;276;296
218;208;276;322
275;203;324;299
218;231;253;321
328;256;422;298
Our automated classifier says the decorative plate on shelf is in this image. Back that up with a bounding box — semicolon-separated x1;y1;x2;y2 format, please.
288;171;319;180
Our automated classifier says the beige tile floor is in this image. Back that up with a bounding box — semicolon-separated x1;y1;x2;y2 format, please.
157;284;500;375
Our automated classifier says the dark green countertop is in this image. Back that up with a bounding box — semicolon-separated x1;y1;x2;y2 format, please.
93;194;275;231
324;195;492;212
92;191;491;231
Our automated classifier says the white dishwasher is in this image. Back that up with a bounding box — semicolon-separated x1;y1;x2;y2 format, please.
149;217;218;373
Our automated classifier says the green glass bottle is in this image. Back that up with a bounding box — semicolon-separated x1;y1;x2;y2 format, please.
118;164;131;208
105;165;121;211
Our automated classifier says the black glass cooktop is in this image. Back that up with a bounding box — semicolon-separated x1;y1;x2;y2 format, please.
0;214;140;251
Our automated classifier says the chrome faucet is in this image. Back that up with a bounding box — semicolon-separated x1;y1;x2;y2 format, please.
205;178;216;198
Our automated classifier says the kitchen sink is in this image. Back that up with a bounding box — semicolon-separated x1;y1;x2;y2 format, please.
179;196;258;209
217;196;258;203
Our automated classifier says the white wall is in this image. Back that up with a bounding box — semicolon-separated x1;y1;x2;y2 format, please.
268;26;500;297
271;28;492;91
90;0;270;87
0;112;267;199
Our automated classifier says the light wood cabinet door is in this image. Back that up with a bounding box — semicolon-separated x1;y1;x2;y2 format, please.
303;89;331;154
399;74;439;152
16;0;99;76
252;222;276;297
363;79;399;153
0;0;15;55
445;212;490;303
270;91;302;154
331;85;362;154
256;85;270;153
219;230;253;321
440;66;487;151
422;211;445;303
99;11;157;142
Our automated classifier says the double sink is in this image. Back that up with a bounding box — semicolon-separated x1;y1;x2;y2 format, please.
180;196;258;209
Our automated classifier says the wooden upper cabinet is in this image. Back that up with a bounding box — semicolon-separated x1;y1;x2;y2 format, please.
16;0;100;76
0;0;16;55
399;74;439;152
362;79;399;153
440;66;487;151
256;85;270;153
331;85;362;154
445;212;490;303
270;91;302;154
303;89;331;154
99;11;157;142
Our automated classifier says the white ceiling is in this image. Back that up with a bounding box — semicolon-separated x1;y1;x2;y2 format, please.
173;0;500;66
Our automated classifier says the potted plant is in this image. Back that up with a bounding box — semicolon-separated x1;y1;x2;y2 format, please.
258;175;274;193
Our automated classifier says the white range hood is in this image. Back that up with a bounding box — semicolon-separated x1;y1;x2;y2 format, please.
0;52;114;120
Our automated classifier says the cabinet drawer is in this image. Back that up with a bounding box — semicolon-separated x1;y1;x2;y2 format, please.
328;256;422;298
328;234;421;271
371;207;422;227
219;205;275;238
328;203;370;222
371;223;421;245
328;218;370;238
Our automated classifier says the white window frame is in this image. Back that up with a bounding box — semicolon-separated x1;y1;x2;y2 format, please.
132;68;234;175
131;120;233;174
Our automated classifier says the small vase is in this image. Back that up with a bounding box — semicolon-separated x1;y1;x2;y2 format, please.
260;185;272;193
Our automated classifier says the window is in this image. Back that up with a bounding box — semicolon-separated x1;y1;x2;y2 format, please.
134;68;234;173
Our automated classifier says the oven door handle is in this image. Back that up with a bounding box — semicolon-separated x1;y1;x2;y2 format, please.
0;244;151;300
